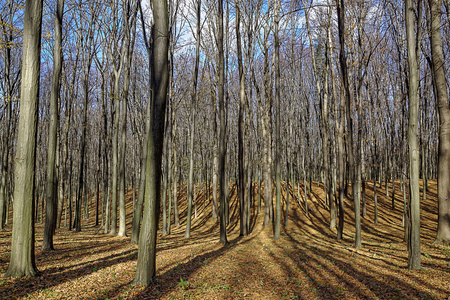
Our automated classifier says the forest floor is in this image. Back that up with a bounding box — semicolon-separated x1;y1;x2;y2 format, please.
0;180;449;299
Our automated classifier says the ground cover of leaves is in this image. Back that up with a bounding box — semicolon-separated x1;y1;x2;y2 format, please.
0;180;449;299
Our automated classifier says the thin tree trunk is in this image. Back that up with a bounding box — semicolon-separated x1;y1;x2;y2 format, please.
185;0;200;238
236;0;248;237
274;0;281;240
0;4;15;229
217;0;228;244
43;0;64;250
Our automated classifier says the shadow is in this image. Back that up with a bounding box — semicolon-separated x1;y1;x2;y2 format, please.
127;235;254;300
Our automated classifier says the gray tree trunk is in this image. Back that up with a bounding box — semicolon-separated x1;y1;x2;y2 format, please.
133;0;169;285
118;3;137;237
274;0;281;240
4;0;43;278
236;0;248;237
429;0;450;246
131;0;153;244
185;0;201;238
43;0;64;250
405;0;421;269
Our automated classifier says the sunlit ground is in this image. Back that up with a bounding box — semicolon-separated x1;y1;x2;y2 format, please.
0;179;448;299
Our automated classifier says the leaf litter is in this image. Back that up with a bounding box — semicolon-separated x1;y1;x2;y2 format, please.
0;180;449;299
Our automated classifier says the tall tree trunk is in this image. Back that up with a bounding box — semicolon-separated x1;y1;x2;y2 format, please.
185;0;201;238
217;0;228;244
74;9;96;232
185;120;195;237
74;54;91;232
173;115;180;226
428;0;450;246
109;0;125;235
0;3;15;230
133;0;169;285
58;50;78;229
236;0;248;237
406;0;421;269
118;4;137;237
161;110;169;235
43;0;64;250
324;15;334;229
110;72;120;235
131;0;152;244
101;58;111;235
337;0;360;248
274;0;281;240
4;0;43;278
330;14;345;239
261;32;272;228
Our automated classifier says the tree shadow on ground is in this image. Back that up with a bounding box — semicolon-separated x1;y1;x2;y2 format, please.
124;235;255;300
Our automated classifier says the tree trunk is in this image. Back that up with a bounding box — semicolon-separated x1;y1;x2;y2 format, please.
133;0;169;285
274;0;281;240
236;0;248;237
185;0;200;238
130;93;151;243
325;22;335;230
74;56;91;232
118;5;137;237
217;0;228;244
4;0;43;278
337;0;360;248
406;0;421;269
173;119;180;227
43;0;64;250
428;0;450;246
0;4;15;230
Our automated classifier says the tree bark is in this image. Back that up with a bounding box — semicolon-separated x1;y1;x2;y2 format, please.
118;2;137;237
43;0;64;250
131;0;153;244
406;0;421;269
133;0;169;285
4;0;43;278
185;0;201;238
217;0;228;244
274;0;281;240
337;0;360;248
236;0;248;237
429;0;450;246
